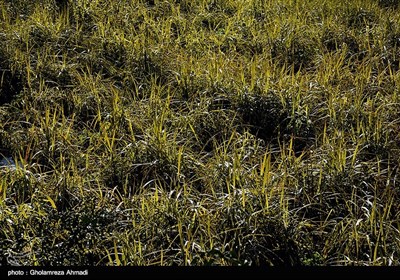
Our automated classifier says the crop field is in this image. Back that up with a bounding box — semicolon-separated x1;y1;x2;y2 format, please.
0;0;400;266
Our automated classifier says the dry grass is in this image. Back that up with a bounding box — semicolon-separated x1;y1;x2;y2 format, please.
0;0;399;265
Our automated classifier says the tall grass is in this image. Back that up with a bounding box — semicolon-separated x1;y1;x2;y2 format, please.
0;0;399;265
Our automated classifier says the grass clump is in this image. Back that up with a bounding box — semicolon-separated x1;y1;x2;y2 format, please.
0;0;400;266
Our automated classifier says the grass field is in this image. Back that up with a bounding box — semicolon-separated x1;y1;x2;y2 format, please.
0;0;399;265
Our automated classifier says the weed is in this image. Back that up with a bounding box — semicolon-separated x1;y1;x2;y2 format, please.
1;0;400;267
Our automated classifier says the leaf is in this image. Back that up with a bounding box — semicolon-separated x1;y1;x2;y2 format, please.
46;195;57;210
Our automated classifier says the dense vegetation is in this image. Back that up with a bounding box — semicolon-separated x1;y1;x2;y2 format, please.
0;0;399;266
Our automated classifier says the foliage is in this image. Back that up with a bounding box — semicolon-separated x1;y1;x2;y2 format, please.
0;0;400;266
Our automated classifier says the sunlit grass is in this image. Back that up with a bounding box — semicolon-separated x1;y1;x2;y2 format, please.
0;0;399;266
